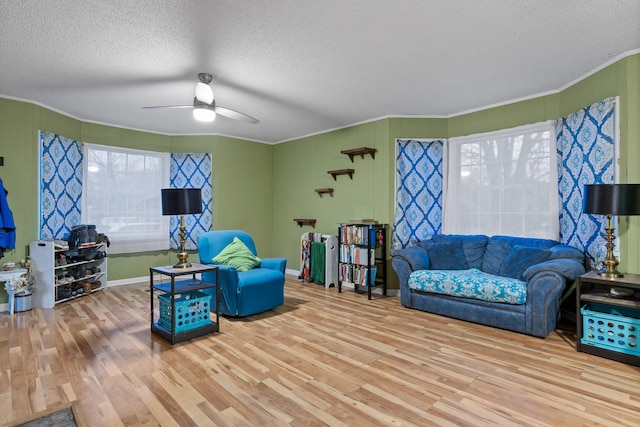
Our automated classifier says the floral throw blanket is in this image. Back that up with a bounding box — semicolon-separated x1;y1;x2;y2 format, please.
408;268;527;304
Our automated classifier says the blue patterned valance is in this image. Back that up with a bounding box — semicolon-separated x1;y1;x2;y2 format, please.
557;98;615;268
393;139;444;249
170;153;213;250
39;131;83;239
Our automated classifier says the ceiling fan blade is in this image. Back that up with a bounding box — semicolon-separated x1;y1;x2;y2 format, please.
142;105;194;109
214;106;259;124
143;73;259;124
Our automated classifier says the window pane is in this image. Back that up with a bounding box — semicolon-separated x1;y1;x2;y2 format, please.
83;145;170;254
444;121;559;239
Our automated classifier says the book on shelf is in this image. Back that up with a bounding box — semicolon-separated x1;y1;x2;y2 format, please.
338;265;377;286
340;224;378;245
359;267;377;286
339;246;375;265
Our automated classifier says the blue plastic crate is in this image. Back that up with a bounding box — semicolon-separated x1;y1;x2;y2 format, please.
158;291;211;333
581;303;639;356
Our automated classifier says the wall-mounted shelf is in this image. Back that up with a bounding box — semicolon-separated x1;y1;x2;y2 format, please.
315;188;334;197
328;169;355;180
294;218;317;228
340;147;377;162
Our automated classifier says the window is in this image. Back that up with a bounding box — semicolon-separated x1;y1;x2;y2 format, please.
82;144;170;254
443;121;559;239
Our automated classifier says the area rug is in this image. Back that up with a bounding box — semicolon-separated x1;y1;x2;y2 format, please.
9;406;78;427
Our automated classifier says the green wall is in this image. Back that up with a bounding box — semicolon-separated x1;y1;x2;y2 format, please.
1;53;639;304
274;53;640;282
0;99;274;303
443;55;639;273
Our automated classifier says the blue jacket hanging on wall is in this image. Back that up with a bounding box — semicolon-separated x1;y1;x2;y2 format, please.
0;177;16;257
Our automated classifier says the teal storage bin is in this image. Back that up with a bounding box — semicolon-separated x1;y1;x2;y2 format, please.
158;291;211;333
581;303;639;356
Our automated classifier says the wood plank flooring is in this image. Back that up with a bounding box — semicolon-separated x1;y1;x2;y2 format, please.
2;276;640;426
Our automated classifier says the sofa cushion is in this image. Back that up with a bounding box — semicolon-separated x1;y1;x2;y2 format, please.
481;235;557;275
431;234;489;269
408;268;527;304
499;245;552;281
498;235;558;249
424;241;468;270
548;245;584;262
213;237;261;272
481;238;513;275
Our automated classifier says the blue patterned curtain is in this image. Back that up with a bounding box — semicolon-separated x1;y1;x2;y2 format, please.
557;97;616;268
39;131;84;239
393;139;444;249
170;153;213;250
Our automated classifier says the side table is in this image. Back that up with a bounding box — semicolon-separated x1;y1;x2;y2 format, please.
1;269;28;314
150;263;219;344
576;270;640;366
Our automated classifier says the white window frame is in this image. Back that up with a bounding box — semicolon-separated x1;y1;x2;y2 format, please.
443;121;559;240
81;144;170;254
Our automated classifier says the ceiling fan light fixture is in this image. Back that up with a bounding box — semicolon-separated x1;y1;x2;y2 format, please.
193;106;216;122
195;81;214;104
143;72;257;124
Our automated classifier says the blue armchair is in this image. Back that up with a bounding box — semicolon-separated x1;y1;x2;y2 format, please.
197;230;286;317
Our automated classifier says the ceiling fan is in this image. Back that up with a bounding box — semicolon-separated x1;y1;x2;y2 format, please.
142;73;259;124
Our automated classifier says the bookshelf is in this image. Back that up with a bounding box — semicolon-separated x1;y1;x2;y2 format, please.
337;223;387;300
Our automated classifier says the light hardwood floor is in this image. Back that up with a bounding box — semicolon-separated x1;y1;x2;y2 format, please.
2;276;640;426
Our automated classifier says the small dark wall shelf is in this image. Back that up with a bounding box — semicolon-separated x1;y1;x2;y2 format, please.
328;169;355;180
315;188;334;197
340;147;377;162
294;218;317;228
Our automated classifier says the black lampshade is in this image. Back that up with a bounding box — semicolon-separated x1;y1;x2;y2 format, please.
161;188;203;215
583;184;640;216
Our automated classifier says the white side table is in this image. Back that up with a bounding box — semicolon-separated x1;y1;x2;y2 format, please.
1;269;27;314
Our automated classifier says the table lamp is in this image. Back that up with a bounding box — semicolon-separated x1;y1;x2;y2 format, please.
161;188;203;268
583;184;640;278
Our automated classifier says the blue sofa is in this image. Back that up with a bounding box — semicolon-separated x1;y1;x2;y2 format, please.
198;230;286;317
392;234;586;337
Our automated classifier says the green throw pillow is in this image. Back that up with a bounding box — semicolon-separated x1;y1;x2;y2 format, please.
213;237;261;272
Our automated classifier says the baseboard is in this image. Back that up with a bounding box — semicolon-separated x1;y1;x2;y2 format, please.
107;276;149;287
337;281;399;297
0;278;144;312
108;272;203;287
289;269;399;297
0;271;397;313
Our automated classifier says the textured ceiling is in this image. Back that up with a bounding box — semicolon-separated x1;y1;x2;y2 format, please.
1;1;639;144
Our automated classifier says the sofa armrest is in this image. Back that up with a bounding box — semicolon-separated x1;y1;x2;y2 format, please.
260;257;287;274
523;270;566;337
523;258;586;282
523;259;585;337
202;265;239;290
202;265;240;315
392;246;430;307
391;246;430;271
